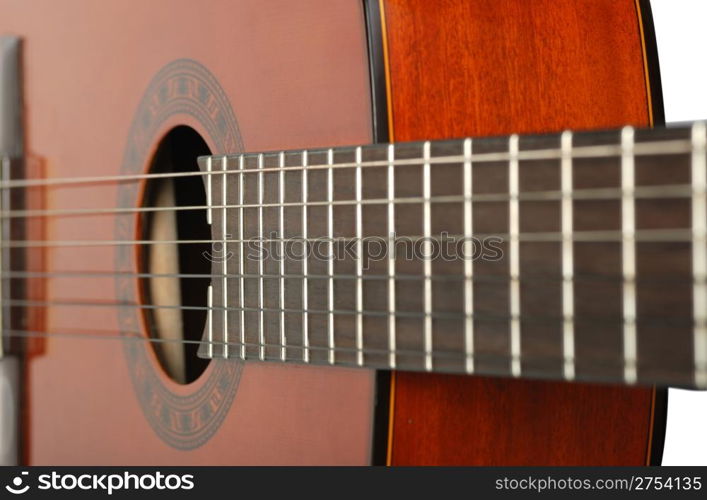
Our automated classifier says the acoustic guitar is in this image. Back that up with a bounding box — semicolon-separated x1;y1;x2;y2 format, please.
0;0;701;465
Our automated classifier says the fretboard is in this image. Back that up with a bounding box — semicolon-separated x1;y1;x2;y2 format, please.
196;123;707;389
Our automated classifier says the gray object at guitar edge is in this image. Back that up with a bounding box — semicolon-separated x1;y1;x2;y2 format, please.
0;36;22;466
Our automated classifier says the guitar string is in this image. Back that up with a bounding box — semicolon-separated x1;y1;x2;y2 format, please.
0;228;696;247
0;269;695;284
0;136;694;189
0;184;694;219
4;329;704;375
3;298;697;327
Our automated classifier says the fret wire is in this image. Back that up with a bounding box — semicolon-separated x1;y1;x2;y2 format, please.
221;156;229;358
561;131;575;381
1;184;696;219
463;139;474;374
423;141;433;372
258;153;265;361
302;150;310;363
387;144;396;369
622;126;638;384
692;122;707;389
355;146;364;366
509;135;521;377
206;157;213;224
206;155;214;358
279;152;287;362
0;137;695;190
327;149;335;365
207;284;214;358
238;155;246;360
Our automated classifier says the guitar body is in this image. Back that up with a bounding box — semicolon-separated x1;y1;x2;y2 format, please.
10;0;377;465
1;0;665;464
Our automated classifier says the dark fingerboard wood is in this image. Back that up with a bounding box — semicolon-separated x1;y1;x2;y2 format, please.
198;123;706;389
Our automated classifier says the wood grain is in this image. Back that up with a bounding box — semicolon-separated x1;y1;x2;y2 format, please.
382;0;658;465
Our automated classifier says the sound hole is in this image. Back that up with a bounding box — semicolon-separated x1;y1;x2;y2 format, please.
140;126;211;384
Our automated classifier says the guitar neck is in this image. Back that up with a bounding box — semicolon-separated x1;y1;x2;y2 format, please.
196;122;706;389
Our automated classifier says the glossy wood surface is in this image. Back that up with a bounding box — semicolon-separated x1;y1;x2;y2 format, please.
382;0;658;465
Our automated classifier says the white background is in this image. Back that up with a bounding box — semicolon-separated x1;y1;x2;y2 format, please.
650;0;707;466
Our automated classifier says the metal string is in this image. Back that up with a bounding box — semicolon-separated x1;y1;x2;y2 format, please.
0;137;693;190
0;184;693;219
4;328;703;374
3;298;697;327
0;228;695;247
0;269;695;284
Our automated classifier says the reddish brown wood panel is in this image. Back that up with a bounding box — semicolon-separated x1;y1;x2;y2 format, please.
1;0;376;465
390;374;654;465
383;0;656;465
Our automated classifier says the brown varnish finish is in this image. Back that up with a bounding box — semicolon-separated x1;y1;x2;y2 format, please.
382;0;658;465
